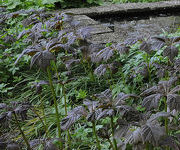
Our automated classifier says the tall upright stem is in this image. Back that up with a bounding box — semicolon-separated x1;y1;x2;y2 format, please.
110;117;118;150
164;97;168;135
145;142;149;150
31;108;48;137
146;53;151;82
92;121;101;150
52;62;71;149
62;84;71;149
39;94;48;137
13;112;32;150
47;66;63;149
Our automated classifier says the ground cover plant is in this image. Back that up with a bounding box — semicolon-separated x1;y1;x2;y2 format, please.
1;0;167;11
0;4;180;150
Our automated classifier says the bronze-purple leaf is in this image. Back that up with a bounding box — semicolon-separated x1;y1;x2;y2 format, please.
142;94;162;110
61;106;87;131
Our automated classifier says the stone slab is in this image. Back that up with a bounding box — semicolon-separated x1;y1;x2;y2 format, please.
89;24;113;35
90;32;122;44
62;1;180;16
61;1;180;44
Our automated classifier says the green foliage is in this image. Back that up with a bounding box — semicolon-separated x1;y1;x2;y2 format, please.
76;89;88;100
1;0;103;10
0;4;180;150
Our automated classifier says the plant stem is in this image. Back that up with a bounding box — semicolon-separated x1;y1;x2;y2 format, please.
47;66;63;149
146;53;151;82
62;84;71;149
39;94;48;137
164;97;170;150
52;61;71;149
31;108;48;137
87;61;95;81
92;121;101;150
107;137;114;150
164;98;168;135
145;142;149;150
110;117;118;150
13;112;32;150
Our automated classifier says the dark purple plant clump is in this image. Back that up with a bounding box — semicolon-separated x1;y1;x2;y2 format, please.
0;7;180;150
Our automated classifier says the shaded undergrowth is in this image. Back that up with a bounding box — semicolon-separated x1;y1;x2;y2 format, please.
0;7;180;150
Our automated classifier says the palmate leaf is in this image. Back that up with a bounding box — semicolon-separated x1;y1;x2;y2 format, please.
63;32;77;46
174;59;180;73
18;22;47;43
61;106;87;131
141;112;170;145
117;105;142;122
86;109;102;122
115;43;130;55
163;46;178;62
14;104;31;121
158;76;178;94
49;43;65;52
172;36;180;43
142;94;162;110
94;64;108;77
135;63;149;79
31;80;49;94
31;50;55;70
95;46;114;62
153;63;173;79
141;77;179;111
64;59;80;70
118;112;171;149
125;127;142;146
96;109;114;120
86;43;105;62
30;52;42;69
151;36;166;50
94;63;117;77
169;85;180;94
151;36;180;61
147;112;171;123
115;93;138;106
83;99;104;122
124;37;141;46
21;14;40;27
159;136;180;150
167;94;180;111
140;41;153;54
80;42;104;61
14;48;40;65
94;89;112;102
83;99;99;113
115;119;130;139
76;27;93;40
124;122;166;147
45;38;59;51
140;86;158;97
141;121;166;146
